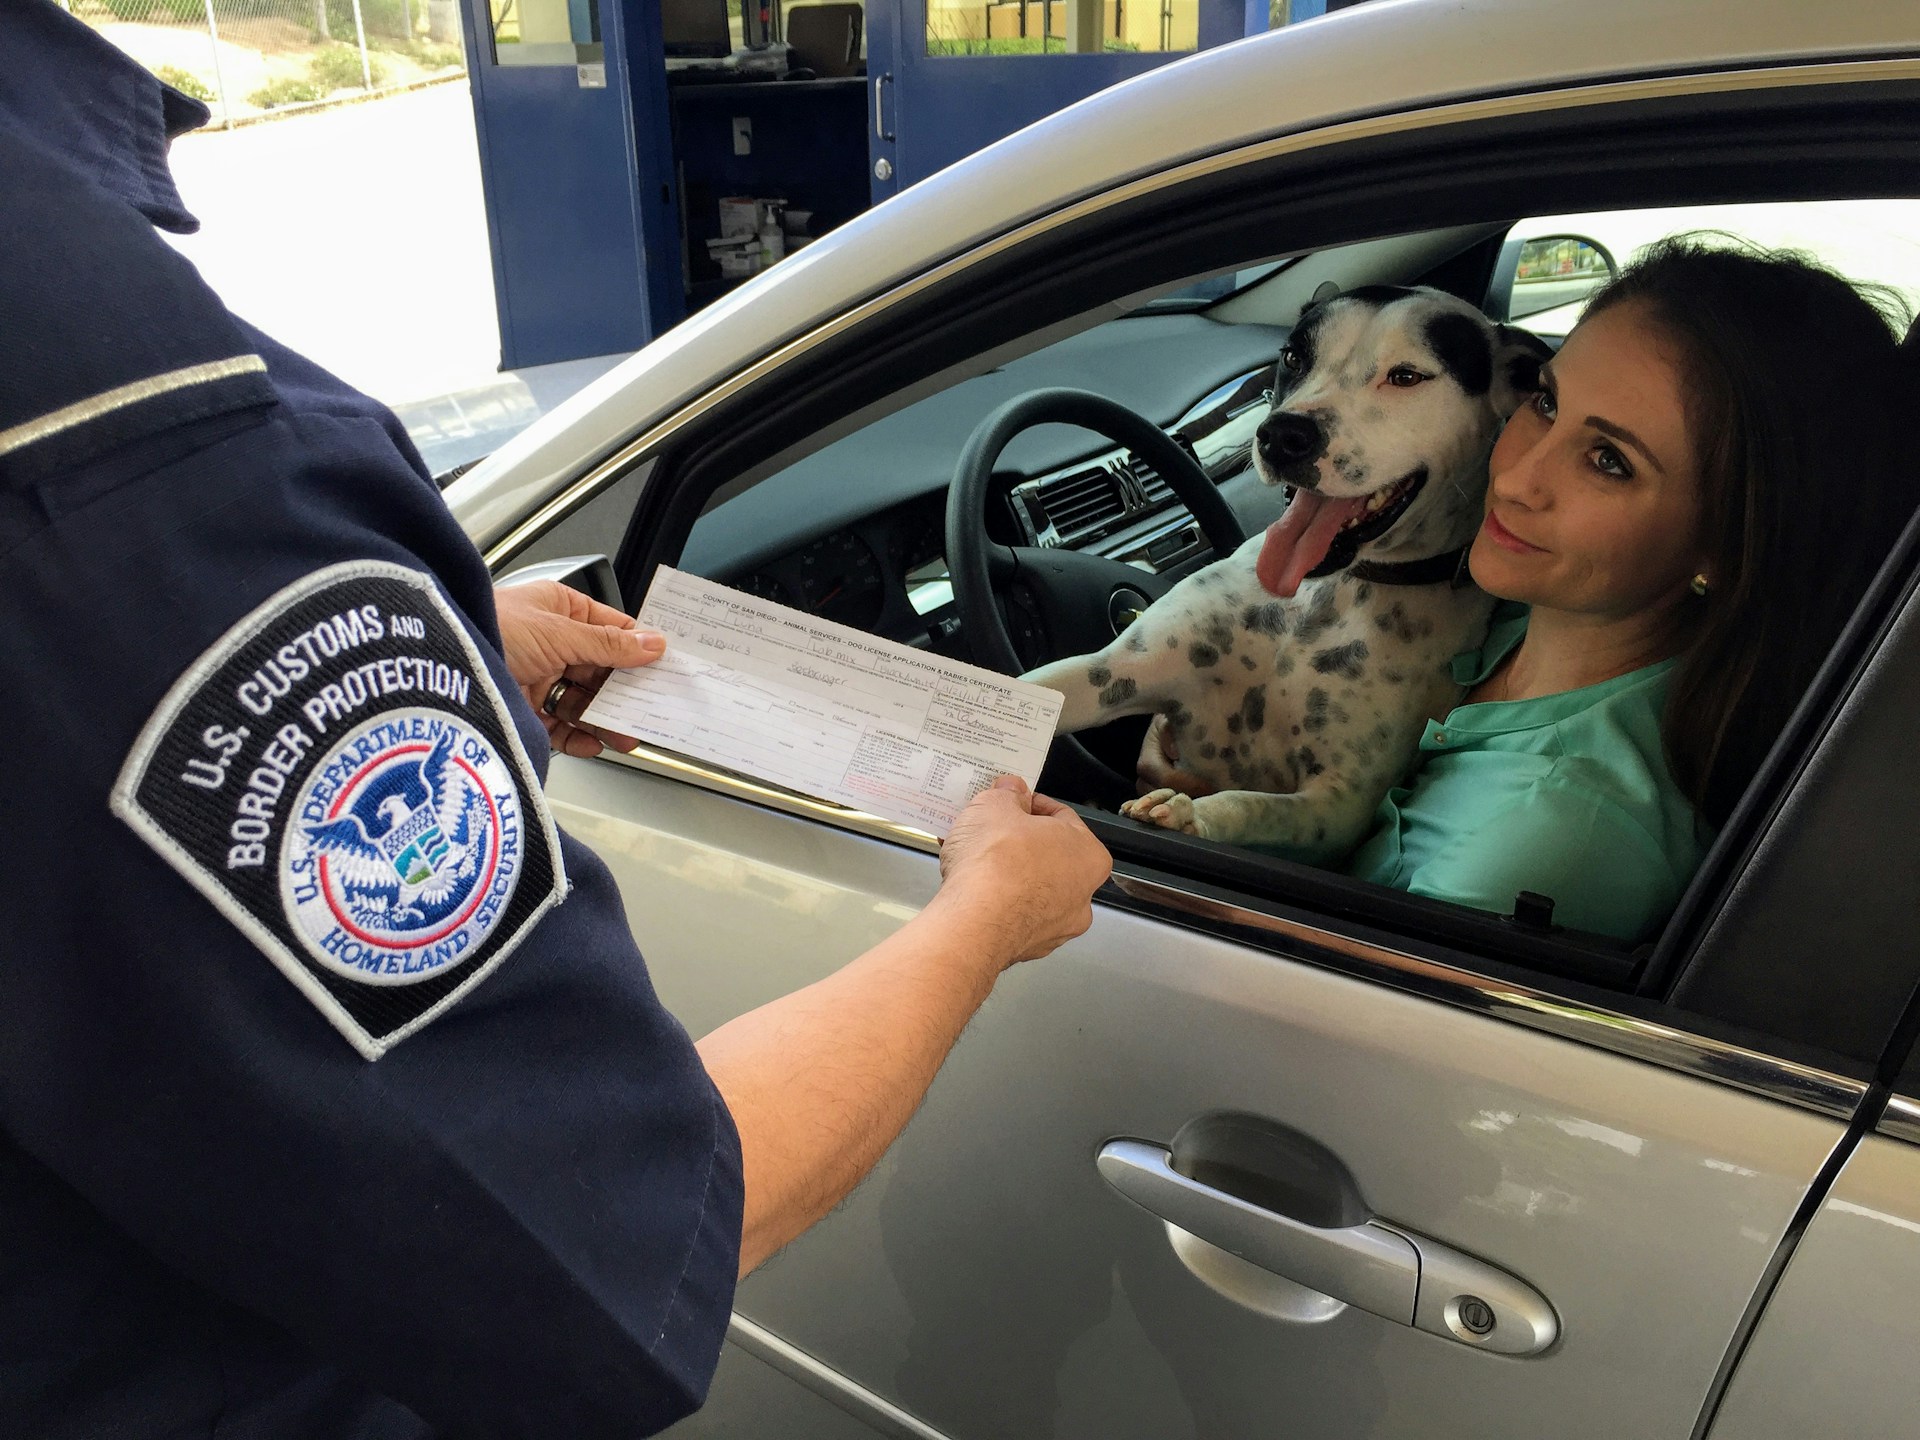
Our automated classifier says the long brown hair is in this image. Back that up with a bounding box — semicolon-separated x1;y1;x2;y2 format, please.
1579;240;1916;826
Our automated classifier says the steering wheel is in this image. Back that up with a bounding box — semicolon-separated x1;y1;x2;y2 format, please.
946;388;1250;805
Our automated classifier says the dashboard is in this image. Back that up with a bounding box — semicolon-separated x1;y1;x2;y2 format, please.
727;496;948;634
683;312;1293;654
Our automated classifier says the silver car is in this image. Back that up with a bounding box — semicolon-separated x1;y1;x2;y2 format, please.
449;3;1920;1435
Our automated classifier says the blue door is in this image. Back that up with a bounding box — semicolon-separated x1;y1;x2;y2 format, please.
461;0;677;369
867;0;1263;201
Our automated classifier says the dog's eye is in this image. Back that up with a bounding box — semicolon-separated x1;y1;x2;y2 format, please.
1385;366;1430;388
1279;347;1305;375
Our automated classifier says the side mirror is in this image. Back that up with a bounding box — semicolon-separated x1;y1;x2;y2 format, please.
1496;234;1619;325
494;553;625;612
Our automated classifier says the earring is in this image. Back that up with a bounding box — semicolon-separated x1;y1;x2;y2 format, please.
1690;573;1710;597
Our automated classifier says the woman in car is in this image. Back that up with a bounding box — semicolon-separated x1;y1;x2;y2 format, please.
1146;239;1917;940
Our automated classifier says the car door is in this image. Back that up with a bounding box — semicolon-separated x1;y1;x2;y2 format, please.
475;56;1920;1440
569;759;1855;1440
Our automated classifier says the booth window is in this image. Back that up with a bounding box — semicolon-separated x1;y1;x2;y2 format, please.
488;0;604;65
927;0;1199;55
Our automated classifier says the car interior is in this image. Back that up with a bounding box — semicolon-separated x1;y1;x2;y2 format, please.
510;161;1920;1027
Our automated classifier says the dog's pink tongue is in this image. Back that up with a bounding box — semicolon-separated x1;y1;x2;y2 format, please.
1256;490;1368;597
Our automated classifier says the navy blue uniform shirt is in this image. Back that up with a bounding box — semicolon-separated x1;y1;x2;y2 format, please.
0;5;742;1435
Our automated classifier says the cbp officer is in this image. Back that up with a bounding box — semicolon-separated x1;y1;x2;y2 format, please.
0;5;1111;1437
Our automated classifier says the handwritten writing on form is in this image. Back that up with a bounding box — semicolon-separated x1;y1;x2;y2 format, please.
579;567;1064;837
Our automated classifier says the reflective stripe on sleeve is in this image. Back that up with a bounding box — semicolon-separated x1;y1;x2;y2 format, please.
0;354;269;458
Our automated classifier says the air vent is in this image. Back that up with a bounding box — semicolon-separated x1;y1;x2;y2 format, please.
1033;466;1125;543
1129;454;1172;505
1128;439;1200;505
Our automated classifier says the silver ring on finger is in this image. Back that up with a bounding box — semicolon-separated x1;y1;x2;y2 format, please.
542;677;577;717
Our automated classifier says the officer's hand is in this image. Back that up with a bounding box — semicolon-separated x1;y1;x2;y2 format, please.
1135;714;1218;798
493;580;663;757
936;777;1112;967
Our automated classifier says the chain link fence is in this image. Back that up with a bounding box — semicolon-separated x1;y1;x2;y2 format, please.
65;0;468;124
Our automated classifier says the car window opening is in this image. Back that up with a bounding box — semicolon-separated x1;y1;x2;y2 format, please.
658;198;1920;988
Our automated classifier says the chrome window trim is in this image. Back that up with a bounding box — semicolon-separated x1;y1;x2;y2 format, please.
593;744;1866;1119
601;742;943;851
480;54;1920;572
1102;872;1865;1120
725;1313;950;1440
1878;1094;1920;1146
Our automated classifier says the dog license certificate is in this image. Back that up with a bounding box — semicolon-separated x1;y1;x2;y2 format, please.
579;567;1064;838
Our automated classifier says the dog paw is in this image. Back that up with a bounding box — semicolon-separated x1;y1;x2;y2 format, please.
1120;788;1200;835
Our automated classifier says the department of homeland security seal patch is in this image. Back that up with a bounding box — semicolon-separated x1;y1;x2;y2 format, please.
285;712;522;986
111;561;566;1058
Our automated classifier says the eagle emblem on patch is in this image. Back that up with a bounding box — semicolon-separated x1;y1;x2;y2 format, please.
286;715;523;985
111;560;566;1058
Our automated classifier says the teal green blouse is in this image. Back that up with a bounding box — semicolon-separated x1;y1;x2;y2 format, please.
1343;606;1713;941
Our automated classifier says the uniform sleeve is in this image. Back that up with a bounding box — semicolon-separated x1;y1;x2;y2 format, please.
1397;767;1686;941
0;138;740;1438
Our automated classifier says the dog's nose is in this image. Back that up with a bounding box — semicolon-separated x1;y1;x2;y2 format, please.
1257;412;1325;467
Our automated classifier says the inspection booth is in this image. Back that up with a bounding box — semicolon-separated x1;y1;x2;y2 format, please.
461;0;1308;370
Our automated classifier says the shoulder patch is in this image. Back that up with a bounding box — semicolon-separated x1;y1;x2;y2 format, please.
111;560;566;1059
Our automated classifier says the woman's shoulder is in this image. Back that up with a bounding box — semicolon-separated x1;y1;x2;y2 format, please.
1542;659;1677;764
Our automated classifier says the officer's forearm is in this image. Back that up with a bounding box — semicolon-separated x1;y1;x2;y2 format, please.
695;889;1015;1278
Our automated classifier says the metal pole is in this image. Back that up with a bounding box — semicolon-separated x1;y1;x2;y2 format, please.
350;0;373;89
401;0;413;41
201;0;233;128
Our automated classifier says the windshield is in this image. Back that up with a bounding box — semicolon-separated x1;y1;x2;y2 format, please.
1131;259;1293;313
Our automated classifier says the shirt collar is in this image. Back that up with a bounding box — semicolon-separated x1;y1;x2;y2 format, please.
1451;601;1531;687
0;0;210;234
1444;601;1678;737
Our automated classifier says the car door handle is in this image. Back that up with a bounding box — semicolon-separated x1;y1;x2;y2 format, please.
1097;1139;1558;1356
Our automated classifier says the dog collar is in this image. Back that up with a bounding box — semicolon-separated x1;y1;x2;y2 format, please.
1346;546;1474;588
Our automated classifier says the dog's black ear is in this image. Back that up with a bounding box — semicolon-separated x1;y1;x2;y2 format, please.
1494;323;1555;399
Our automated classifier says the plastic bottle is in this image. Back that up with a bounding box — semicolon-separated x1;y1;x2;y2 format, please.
759;217;785;268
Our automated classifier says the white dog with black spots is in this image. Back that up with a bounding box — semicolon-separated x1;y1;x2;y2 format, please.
1026;286;1550;860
